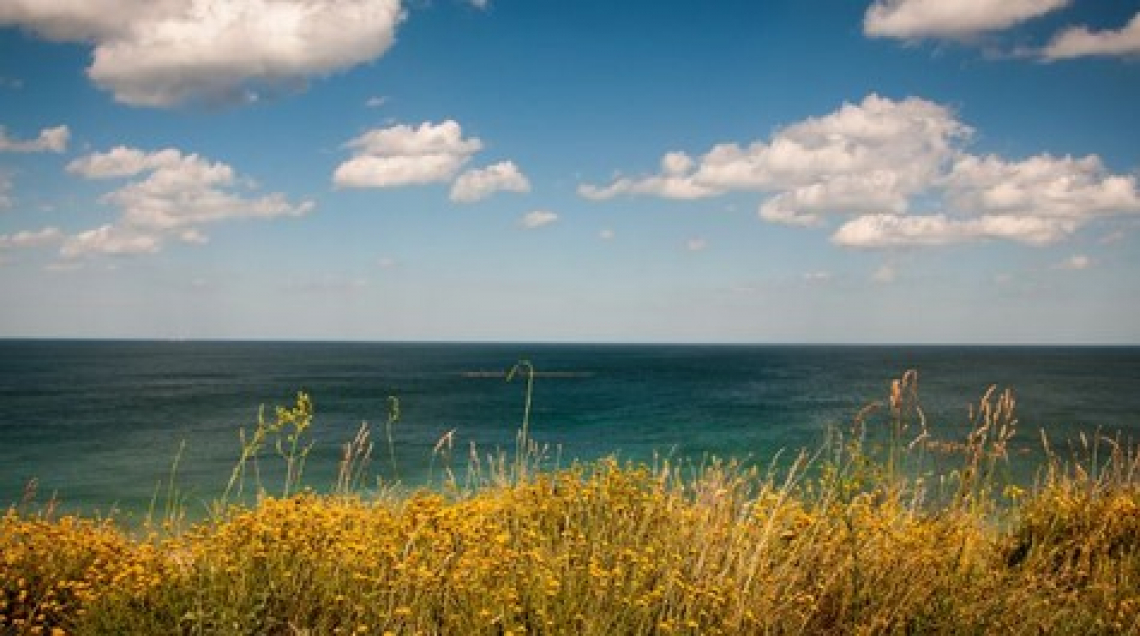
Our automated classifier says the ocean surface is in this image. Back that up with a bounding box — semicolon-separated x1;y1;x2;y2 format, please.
2;341;1139;519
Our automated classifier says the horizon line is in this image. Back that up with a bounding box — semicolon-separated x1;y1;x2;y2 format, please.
2;337;1138;348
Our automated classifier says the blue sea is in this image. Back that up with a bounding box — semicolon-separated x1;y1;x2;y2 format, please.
2;341;1139;519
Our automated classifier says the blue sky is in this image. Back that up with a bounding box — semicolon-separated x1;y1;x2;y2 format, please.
1;0;1138;343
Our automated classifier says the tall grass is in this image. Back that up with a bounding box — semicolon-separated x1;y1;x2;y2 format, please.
2;370;1139;635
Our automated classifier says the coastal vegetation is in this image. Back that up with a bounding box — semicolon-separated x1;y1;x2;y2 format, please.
2;369;1139;635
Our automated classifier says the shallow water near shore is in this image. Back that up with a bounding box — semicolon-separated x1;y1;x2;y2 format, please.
2;340;1139;519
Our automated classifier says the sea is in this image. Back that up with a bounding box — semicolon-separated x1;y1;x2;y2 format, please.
2;340;1139;520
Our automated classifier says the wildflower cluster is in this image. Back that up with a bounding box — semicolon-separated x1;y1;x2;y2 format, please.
0;511;170;635
3;373;1139;634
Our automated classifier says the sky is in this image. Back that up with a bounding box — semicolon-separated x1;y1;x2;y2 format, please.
1;0;1139;344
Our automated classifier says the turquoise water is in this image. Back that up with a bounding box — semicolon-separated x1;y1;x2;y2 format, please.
2;341;1139;518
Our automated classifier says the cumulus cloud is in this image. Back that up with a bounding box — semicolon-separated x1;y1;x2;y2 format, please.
582;94;1140;249
581;94;967;224
863;0;1068;40
333;120;483;189
0;0;404;107
0;125;69;153
68;146;182;178
450;161;531;203
62;146;312;257
944;154;1140;219
1042;12;1140;59
520;210;557;229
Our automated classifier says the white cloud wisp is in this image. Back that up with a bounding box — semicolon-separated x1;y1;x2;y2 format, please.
520;210;557;229
0;125;70;153
863;0;1069;40
0;227;64;249
1043;12;1140;60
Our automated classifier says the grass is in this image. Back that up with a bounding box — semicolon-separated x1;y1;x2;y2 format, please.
3;370;1139;635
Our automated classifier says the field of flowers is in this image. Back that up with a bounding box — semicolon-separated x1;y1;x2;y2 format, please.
3;371;1139;635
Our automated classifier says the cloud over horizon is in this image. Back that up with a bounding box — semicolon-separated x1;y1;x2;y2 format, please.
62;146;313;257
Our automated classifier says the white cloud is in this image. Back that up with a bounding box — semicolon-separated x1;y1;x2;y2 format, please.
69;146;183;178
583;94;1140;249
579;151;724;200
863;0;1068;39
599;228;615;240
378;256;397;268
0;227;63;249
342;120;482;157
582;95;967;213
0;0;170;41
468;0;490;10
803;270;832;282
945;153;1140;219
685;237;707;252
179;228;209;244
831;213;1077;247
831;214;959;247
758;172;910;226
0;125;69;153
60;224;161;258
58;230;139;258
0;0;405;107
63;146;312;257
450;161;531;203
333;120;483;189
1056;254;1091;270
365;96;388;108
520;210;557;229
1043;12;1140;59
